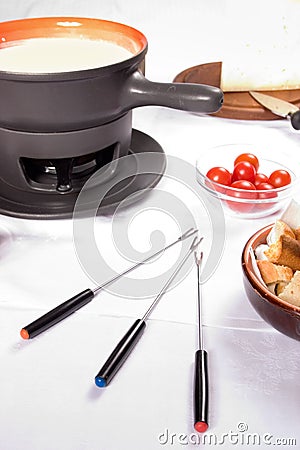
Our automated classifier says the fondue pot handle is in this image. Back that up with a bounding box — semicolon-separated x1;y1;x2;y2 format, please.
123;71;223;114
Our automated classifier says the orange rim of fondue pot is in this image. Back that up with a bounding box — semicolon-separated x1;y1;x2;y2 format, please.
0;16;148;56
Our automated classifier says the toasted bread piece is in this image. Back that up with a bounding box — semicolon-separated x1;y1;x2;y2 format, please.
267;220;295;245
275;220;295;239
257;260;293;284
293;227;300;241
279;271;300;307
275;281;289;296
274;265;294;282
264;238;283;262
264;235;300;271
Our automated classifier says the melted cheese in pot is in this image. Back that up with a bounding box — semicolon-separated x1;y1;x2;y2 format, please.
0;37;134;73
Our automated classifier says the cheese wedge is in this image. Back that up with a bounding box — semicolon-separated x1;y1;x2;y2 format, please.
221;57;300;92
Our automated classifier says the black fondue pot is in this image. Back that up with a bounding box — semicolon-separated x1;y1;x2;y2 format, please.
0;17;222;132
0;17;223;218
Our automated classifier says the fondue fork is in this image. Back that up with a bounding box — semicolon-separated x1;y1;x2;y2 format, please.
20;227;197;339
94;236;202;387
193;250;209;433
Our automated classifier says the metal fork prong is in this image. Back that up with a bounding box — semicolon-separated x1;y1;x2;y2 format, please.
190;236;203;251
179;227;198;241
190;236;203;252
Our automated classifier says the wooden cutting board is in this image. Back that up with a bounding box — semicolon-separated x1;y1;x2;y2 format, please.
173;61;300;120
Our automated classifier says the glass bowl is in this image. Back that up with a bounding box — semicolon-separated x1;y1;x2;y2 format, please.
196;143;300;219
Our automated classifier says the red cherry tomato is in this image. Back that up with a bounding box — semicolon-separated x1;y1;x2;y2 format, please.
230;180;256;190
255;182;278;211
226;180;257;213
269;170;291;188
232;161;256;184
254;173;270;187
206;167;232;186
256;182;276;191
234;153;259;172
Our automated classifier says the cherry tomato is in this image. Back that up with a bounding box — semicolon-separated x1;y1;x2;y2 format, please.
255;182;278;211
256;182;276;191
226;180;257;213
230;180;256;190
269;170;291;188
232;161;256;184
206;167;232;186
254;173;270;187
234;153;259;172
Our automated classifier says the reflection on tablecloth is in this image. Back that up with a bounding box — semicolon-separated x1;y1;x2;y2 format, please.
1;311;299;450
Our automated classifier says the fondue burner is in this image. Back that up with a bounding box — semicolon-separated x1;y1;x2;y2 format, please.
0;112;166;219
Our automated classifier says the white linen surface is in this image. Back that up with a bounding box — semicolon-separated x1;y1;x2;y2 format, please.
0;1;300;449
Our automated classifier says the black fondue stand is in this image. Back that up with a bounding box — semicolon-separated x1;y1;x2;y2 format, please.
0;110;135;218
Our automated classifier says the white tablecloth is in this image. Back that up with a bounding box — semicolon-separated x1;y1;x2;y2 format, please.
1;2;300;449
